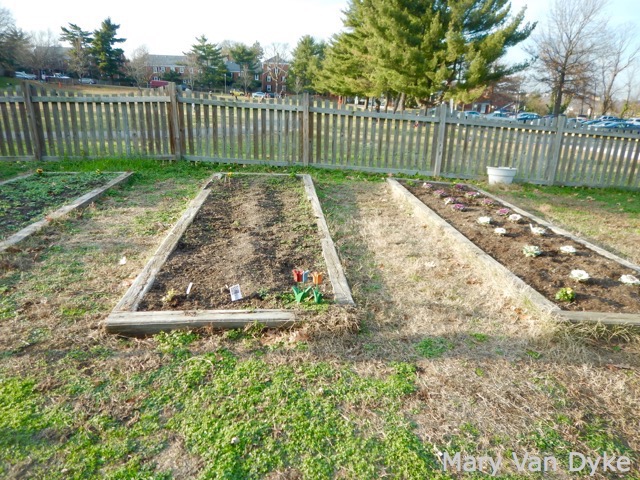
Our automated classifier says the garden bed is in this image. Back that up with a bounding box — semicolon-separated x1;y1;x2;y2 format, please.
103;173;353;335
0;171;132;253
390;179;640;325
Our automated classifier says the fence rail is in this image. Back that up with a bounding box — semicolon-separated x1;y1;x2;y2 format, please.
1;82;639;189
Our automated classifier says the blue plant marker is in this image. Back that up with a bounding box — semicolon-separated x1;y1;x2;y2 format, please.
302;270;310;283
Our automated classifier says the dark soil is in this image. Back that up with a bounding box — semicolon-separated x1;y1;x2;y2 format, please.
139;175;331;311
0;172;118;239
402;180;640;313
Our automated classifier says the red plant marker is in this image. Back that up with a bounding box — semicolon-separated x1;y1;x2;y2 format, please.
292;269;304;283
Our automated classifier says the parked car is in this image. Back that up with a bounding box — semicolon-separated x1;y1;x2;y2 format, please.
457;110;481;118
597;121;640;131
515;112;540;122
53;73;71;79
484;111;512;121
251;91;266;98
79;78;96;84
15;71;36;80
596;115;620;122
627;117;640;126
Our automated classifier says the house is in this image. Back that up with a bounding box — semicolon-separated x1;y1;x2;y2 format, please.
261;55;290;95
147;55;194;84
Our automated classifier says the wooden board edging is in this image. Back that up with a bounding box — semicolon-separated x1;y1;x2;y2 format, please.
387;178;640;326
102;309;296;335
0;171;133;254
106;173;354;335
112;176;215;313
302;174;355;305
474;186;640;275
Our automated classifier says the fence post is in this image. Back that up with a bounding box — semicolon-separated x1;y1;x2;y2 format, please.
167;83;183;160
302;92;310;166
22;82;44;161
546;116;567;185
433;103;448;177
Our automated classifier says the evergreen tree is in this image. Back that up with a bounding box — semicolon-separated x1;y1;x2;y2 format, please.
229;42;261;93
323;0;534;106
90;18;125;79
288;35;326;94
60;23;93;78
317;1;373;98
187;35;228;90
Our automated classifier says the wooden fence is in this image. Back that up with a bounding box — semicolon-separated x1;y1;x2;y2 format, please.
1;82;639;189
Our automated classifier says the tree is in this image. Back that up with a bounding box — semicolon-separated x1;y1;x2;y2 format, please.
317;2;373;98
27;30;64;76
529;0;607;116
0;6;30;72
125;45;152;86
263;43;289;95
320;0;533;108
186;35;227;90
594;25;640;115
90;18;125;79
60;23;93;78
288;35;326;94
229;42;261;93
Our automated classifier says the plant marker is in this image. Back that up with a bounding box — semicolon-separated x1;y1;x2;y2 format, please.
302;270;310;283
311;271;323;285
229;284;243;301
186;282;193;296
292;269;304;283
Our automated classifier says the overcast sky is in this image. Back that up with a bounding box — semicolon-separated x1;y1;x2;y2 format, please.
2;0;639;60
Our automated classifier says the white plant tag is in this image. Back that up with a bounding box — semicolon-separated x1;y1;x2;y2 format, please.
229;284;243;301
186;282;193;296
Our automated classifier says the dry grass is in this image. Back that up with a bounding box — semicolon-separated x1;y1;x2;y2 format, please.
1;166;639;478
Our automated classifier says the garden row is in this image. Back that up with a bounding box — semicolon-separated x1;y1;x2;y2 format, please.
2;170;639;330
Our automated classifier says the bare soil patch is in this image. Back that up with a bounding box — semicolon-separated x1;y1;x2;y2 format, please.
139;175;331;311
401;180;640;314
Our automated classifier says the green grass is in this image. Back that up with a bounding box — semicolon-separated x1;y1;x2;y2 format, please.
1;158;639;479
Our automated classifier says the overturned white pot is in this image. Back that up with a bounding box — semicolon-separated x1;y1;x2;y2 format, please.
487;166;517;185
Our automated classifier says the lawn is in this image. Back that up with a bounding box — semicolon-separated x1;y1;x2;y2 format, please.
1;158;639;479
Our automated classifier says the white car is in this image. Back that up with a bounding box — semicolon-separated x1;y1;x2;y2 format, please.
79;78;96;84
251;91;266;98
627;117;640;126
15;71;36;80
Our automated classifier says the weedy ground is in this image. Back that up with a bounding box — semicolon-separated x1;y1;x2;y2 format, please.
1;158;639;479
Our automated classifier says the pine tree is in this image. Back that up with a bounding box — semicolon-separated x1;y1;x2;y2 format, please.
60;23;93;78
322;0;534;106
288;35;326;94
90;18;125;79
229;43;261;93
187;35;228;90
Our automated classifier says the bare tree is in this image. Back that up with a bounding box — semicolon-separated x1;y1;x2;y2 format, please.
27;30;64;77
263;43;289;96
125;45;151;86
595;24;640;115
529;0;608;115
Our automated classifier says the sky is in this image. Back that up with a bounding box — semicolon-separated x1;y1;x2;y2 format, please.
2;0;639;60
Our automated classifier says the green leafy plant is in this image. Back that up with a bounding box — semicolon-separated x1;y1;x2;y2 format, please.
555;287;576;302
292;285;312;303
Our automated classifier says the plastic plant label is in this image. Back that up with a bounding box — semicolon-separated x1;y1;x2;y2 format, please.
229;284;243;301
302;270;310;283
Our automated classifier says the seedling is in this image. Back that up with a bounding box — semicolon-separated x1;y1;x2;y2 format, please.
555;287;576;302
161;288;177;303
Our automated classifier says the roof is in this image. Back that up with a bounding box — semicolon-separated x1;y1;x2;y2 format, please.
147;55;188;67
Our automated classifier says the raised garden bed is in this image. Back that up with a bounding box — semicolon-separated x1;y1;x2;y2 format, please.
389;179;640;325
103;173;354;335
0;171;132;253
